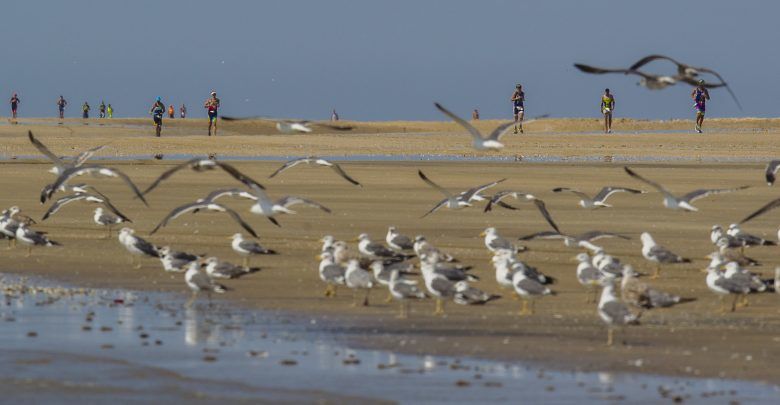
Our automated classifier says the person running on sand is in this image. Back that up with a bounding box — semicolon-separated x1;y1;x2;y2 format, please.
510;84;525;133
692;79;710;133
56;95;67;119
180;104;186;118
150;97;165;137
204;91;220;136
331;108;339;121
601;88;615;133
107;104;113;118
168;104;175;118
472;109;480;120
10;93;20;119
82;101;90;119
99;101;106;118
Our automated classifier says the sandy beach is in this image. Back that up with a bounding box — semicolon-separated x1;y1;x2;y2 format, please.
2;119;780;385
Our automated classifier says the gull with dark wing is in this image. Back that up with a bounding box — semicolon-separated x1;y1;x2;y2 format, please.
370;260;416;303
727;224;776;248
389;269;427;318
481;227;522;254
519;230;629;250
93;207;128;238
453;281;501;306
483;190;560;233
740;196;780;225
765;160;780;186
628;54;742;109
185;261;228;307
158;246;199;273
0;207;36;248
598;281;640;346
28;130;105;175
358;233;411;261
142;157;265;196
44;164;149;206
434;102;514;150
418;170;505;217
151;201;257;237
386;226;414;251
231;233;276;267
15;223;60;257
574;253;604;303
221;116;354;133
318;251;347;297
574;63;680;90
620;265;695;309
640;232;691;278
268;156;362;187
204;256;261;279
42;191;130;222
624;166;748;211
225;181;331;227
704;261;752;313
413;235;459;263
552;186;645;209
512;269;555;316
420;261;458;316
118;228;160;268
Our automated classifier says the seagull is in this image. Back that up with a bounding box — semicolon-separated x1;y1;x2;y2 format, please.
388;269;427;318
42;191;130;222
215;180;331;227
118;228;160;268
370;260;416;302
482;190;561;233
268;157;362;187
204;256;260;279
627;54;742;109
710;225;741;247
481;227;522;254
453;281;501;306
150;201;257;237
704;263;752;313
142;157;265;196
421;264;457;316
711;244;759;268
572;253;604;303
44;164;149;206
28;130;105;175
574;63;681;90
722;261;767;308
726;224;776;248
434;102;513;150
519;230;629;250
740;196;780;224
598;281;640;346
0;207;23;247
93;207;128;238
418;170;505;217
345;259;374;307
15;223;60;256
552;186;644;209
413;235;458;263
640;232;691;278
593;249;626;279
512;269;555;316
185;261;228;307
221;116;354;133
318;251;346;297
357;233;410;261
158;246;199;273
620;266;694;309
624;166;748;211
39;183;103;205
765;160;780;185
491;250;543;289
230;233;276;267
386;226;414;251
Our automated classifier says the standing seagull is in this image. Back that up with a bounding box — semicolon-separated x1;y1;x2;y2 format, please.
598;281;640;346
185;261;228;307
418;170;505;217
512;270;555;316
620;266;694;309
574;253;604;303
552;186;645;209
389;269;427;318
15;224;60;257
640;232;691;278
705;265;751;313
158;246;199;273
28;131;105;175
386;226;414;251
268;157;362;187
624;166;748;211
453;282;501;306
318;251;346;297
344;260;374;307
93;207;128;238
481;227;521;254
230;233;276;267
118;228;160;268
357;233;409;261
204;256;261;279
434;102;514;150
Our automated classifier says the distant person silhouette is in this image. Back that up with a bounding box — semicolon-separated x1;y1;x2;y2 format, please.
510;84;525;133
99;101;106;118
56;95;67;119
82;101;90;119
692;80;710;133
472;109;480;120
168;104;175;118
204;91;220;136
10;93;20;119
180;104;186;118
107;103;113;118
601;89;615;133
331;109;339;121
150;97;165;137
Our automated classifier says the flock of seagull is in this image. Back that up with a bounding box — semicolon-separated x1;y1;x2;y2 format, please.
3;122;780;346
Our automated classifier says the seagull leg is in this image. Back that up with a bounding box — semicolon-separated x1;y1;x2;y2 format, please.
651;265;660;279
332;286;338;298
717;295;727;313
518;300;529;316
606;328;614;346
185;292;197;308
243;256;249;268
397;301;407;318
730;294;739;312
324;285;333;297
737;294;750;308
362;289;370;307
529;299;536;315
434;298;445;316
26;245;31;258
385;291;394;303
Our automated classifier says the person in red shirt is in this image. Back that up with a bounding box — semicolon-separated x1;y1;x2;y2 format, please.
204;91;221;136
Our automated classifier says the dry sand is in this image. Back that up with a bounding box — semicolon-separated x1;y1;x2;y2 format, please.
1;119;780;384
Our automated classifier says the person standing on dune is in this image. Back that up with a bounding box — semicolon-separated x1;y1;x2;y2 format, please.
692;79;710;133
10;93;20;119
150;96;165;137
601;88;615;133
204;91;220;136
99;101;106;118
107;103;113;118
56;95;67;119
510;84;525;134
82;101;90;119
168;104;175;119
180;104;186;118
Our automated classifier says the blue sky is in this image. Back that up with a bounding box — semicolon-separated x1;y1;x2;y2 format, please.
1;1;775;120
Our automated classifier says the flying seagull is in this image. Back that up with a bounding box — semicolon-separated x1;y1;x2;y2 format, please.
434;102;513;150
42;191;131;222
268;156;362;187
150;201;258;237
552;186;645;209
574;63;729;91
28;131;105;175
624;166;748;211
44;164;149;206
221;116;353;133
519;230;629;249
740;196;780;224
628;54;742;110
142;157;265;196
418;170;505;217
764;160;780;186
482;190;560;233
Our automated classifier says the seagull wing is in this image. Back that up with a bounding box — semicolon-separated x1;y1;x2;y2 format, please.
573;63;633;75
49;165;149;206
213;161;266;190
486;122;517;141
623;166;674;197
766;160;780;185
533;199;560;233
421;198;448;218
28;131;65;168
329;162;363;187
517;231;565;241
461;178;506;201
681;186;749;203
277;196;332;213
92;191;132;223
593;186;644;203
434;102;485;141
142;158;203;195
310;122;355;131
552;187;592;200
74;145;106;167
576;230;631;242
203;188;258;203
484;190;535;212
41;194;88;220
628;54;682;71
418;170;453;199
693;66;743;111
739;197;780;224
150;201;212;234
268;157;309;178
221;206;259;237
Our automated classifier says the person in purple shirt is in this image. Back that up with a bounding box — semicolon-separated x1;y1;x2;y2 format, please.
10;93;20;119
691;79;710;133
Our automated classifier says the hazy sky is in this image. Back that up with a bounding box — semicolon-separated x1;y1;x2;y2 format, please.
1;1;776;120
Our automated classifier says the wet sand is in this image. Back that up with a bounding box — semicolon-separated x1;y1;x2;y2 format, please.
1;120;780;385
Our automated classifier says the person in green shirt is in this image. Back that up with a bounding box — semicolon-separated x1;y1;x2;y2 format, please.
107;104;114;118
601;88;615;134
82;102;90;119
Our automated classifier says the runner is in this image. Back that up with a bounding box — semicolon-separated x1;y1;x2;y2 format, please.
510;84;525;133
601;88;615;133
204;91;220;136
107;104;113;118
472;108;480;121
56;95;67;119
150;97;165;137
331;108;339;121
99;101;106;118
691;80;710;133
82;101;90;119
10;93;20;119
180;104;186;118
168;104;175;118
